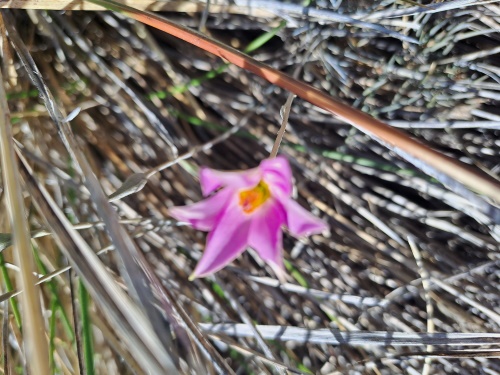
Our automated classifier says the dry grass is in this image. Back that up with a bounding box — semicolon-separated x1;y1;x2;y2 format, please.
0;1;499;374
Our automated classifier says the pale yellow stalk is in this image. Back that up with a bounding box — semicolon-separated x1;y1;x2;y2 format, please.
0;0;271;16
0;69;50;374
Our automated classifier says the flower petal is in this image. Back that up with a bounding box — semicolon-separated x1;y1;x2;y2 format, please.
191;201;251;278
248;200;286;273
260;156;293;197
169;188;233;231
282;198;328;237
200;167;260;196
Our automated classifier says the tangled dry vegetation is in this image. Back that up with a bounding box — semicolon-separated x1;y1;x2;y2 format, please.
0;0;499;374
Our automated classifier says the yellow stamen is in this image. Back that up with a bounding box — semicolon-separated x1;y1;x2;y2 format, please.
239;181;271;213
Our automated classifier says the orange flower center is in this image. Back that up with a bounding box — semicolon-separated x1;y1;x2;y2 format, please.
239;181;271;214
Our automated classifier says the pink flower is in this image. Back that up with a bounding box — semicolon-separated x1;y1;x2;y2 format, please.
169;156;328;279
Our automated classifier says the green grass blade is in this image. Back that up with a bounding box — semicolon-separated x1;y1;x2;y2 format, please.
79;282;95;375
0;254;21;328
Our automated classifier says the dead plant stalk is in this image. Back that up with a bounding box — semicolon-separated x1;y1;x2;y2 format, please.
0;53;50;375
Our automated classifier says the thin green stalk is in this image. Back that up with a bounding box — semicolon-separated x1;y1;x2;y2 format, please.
6;89;38;100
244;21;286;53
5;80;87;101
79;282;94;375
49;297;58;374
0;254;21;328
32;247;74;340
283;260;308;288
66;157;95;375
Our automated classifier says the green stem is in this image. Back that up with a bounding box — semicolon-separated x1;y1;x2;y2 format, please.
65;157;95;375
49;297;58;374
79;281;94;375
0;254;21;328
32;247;74;340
